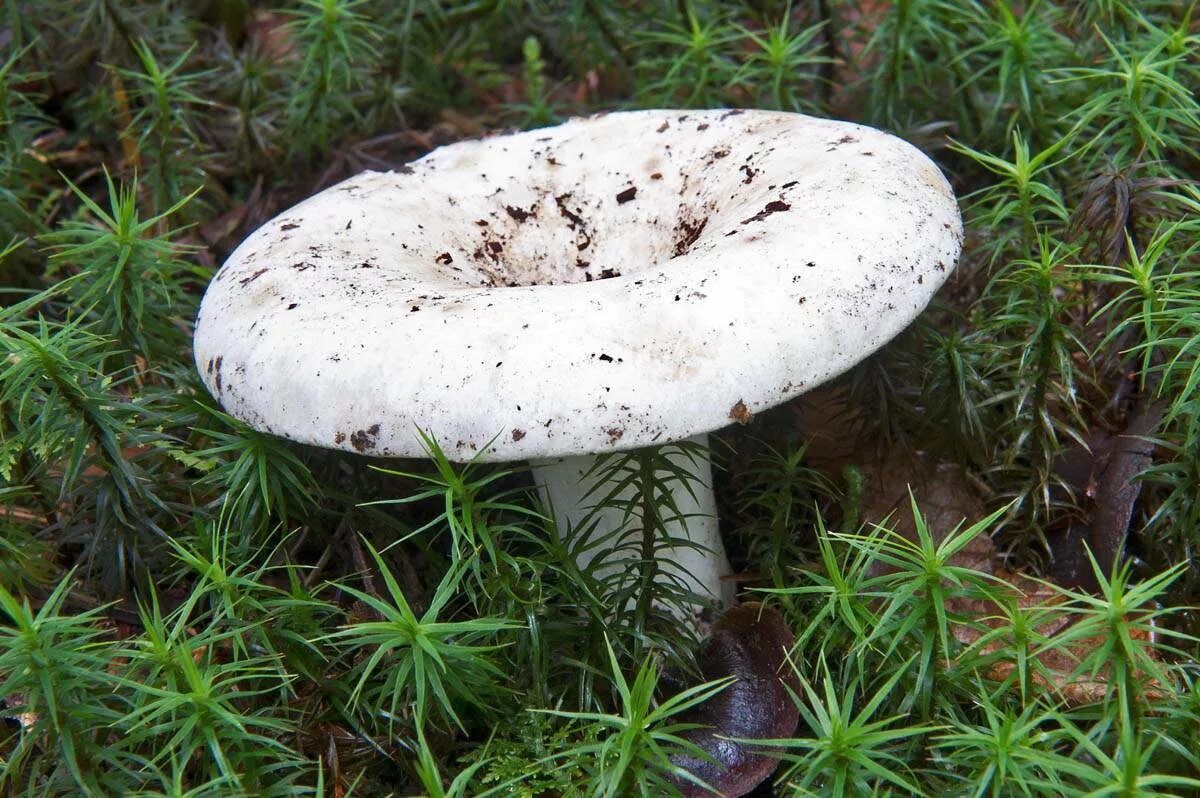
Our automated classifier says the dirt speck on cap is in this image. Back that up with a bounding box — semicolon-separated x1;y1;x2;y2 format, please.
673;216;708;258
505;204;535;222
239;268;269;286
729;400;753;425
741;200;790;225
511;429;526;441
350;423;381;452
616;186;637;204
554;193;584;228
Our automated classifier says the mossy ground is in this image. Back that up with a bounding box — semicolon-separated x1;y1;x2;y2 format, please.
2;2;1199;795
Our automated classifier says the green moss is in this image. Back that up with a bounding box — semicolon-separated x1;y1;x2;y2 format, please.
2;1;1199;793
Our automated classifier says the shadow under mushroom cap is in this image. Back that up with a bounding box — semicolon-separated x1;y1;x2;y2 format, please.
193;109;962;462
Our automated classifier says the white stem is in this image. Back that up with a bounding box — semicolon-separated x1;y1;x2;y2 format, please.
529;433;734;613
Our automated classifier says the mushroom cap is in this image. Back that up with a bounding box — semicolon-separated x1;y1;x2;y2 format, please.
194;109;962;462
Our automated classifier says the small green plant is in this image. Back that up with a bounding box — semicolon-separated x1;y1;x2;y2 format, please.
116;610;301;793
0;576;118;793
732;3;830;113
733;440;836;587
1057;20;1200;165
774;654;935;796
0;313;171;593
44;171;201;366
637;6;739;108
953;1;1076;146
118;40;211;213
189;406;319;539
285;0;382;160
859;0;972;133
325;542;519;733
571;441;717;662
982;240;1090;554
537;636;733;797
933;694;1094;796
951;131;1072;263
508;35;559;127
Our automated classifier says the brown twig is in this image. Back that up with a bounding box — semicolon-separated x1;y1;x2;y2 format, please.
303;540;334;590
341;512;378;598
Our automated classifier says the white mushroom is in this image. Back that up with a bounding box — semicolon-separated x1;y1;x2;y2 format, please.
193;109;962;615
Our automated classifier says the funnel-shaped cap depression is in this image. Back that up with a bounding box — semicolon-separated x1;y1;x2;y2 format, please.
194;110;962;462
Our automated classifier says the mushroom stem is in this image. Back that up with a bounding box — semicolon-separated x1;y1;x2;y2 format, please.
529;434;735;616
